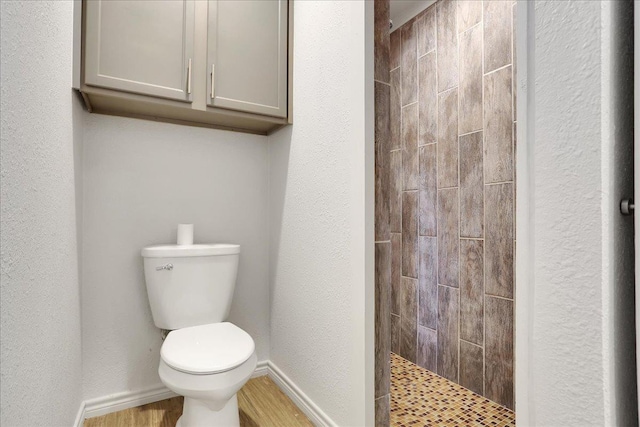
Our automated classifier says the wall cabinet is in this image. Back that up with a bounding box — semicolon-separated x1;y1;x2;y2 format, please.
77;0;291;135
207;0;288;118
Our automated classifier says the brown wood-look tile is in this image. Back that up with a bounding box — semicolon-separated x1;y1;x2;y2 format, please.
512;3;517;120
513;121;517;229
485;183;514;298
375;82;390;241
458;0;482;32
401;19;417;106
418;236;437;329
400;277;418;363
460;131;483;238
436;0;458;92
459;24;483;135
460;340;484;395
484;0;512;73
375;394;390;427
391;232;402;315
437;88;458;189
402;102;419;190
390;29;401;70
437;188;459;287
390;68;401;151
418;52;437;146
484;66;513;183
419;144;437;236
391;313;401;354
374;0;390;84
417;326;437;371
485;296;514;410
460;239;484;345
417;6;436;56
390;150;402;233
402;191;418;278
437;284;459;382
375;242;391;399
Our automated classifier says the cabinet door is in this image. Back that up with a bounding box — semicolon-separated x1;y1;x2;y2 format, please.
207;0;287;118
84;0;195;102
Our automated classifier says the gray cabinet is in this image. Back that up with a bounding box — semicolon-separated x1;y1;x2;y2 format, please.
84;0;195;102
207;0;288;118
78;0;291;134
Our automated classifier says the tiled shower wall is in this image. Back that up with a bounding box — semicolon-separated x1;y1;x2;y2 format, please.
374;0;391;425
389;0;516;410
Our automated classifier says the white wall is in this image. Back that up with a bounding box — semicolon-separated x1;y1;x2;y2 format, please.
389;0;435;31
268;1;374;426
81;115;270;399
517;1;636;425
0;1;84;426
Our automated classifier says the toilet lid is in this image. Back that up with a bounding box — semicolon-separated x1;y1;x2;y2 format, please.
161;322;255;375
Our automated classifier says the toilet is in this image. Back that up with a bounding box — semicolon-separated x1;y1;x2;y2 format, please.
141;240;255;427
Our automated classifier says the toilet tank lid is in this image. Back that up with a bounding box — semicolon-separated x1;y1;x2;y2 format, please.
141;243;240;258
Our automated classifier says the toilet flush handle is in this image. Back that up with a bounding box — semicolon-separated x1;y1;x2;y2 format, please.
156;264;173;271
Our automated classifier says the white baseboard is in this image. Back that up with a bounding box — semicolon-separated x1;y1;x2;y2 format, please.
83;384;179;420
267;362;337;427
74;359;335;427
76;360;269;426
72;400;86;427
252;359;269;378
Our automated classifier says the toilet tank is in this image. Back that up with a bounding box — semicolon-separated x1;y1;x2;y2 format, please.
141;243;240;330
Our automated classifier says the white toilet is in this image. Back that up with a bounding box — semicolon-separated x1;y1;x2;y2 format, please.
141;241;256;427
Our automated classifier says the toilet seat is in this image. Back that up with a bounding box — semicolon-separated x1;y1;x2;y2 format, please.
161;322;255;375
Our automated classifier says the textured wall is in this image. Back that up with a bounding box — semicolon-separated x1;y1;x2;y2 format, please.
82;115;270;400
389;0;516;409
0;1;84;425
268;1;372;425
527;1;635;425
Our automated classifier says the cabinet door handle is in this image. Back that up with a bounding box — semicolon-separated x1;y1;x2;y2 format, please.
211;64;215;99
187;58;192;94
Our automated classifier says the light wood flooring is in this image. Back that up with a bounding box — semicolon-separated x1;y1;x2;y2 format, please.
84;376;314;427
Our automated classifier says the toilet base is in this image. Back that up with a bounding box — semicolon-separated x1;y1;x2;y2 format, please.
176;394;240;427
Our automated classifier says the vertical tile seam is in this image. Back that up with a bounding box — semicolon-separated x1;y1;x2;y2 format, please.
511;5;516;396
510;7;516;377
481;0;487;399
456;0;462;386
400;45;404;352
398;28;404;344
434;0;439;376
414;5;421;364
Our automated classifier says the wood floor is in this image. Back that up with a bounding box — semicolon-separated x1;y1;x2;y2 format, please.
84;376;314;427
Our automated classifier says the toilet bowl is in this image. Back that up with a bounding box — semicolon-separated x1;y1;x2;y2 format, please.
158;322;257;427
142;235;251;426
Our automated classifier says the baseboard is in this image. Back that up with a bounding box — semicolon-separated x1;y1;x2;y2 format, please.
252;359;269;378
74;359;334;426
72;400;86;427
76;359;269;425
267;362;338;427
82;384;179;420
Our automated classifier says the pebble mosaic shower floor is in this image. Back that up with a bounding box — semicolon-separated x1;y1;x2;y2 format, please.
391;353;515;426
